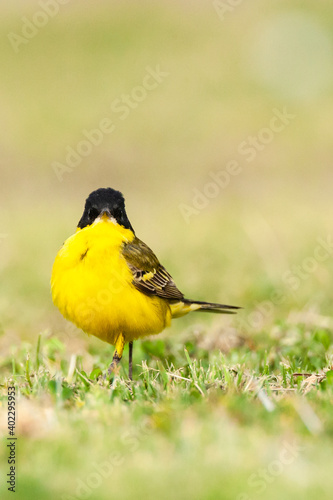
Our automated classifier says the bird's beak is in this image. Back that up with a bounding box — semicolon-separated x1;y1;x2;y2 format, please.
99;208;118;225
100;208;112;218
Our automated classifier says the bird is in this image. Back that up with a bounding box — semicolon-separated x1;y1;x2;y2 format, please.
51;187;240;380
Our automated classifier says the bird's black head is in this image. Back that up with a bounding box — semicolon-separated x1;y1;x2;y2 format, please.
77;188;134;232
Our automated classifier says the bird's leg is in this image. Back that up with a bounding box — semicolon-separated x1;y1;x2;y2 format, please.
108;333;125;378
129;341;133;380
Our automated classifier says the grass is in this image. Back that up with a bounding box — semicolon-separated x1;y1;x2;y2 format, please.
1;1;333;499
1;318;333;499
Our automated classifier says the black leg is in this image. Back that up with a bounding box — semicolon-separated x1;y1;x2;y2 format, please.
129;341;133;380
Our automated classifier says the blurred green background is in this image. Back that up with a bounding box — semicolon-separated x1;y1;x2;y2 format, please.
1;1;333;499
1;0;333;341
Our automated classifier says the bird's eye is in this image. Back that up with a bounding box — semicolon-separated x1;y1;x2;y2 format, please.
113;207;122;220
88;207;99;220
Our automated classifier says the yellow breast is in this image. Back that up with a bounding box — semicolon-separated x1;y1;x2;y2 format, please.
51;219;171;344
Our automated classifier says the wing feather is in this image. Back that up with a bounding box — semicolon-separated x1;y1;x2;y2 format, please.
122;237;184;301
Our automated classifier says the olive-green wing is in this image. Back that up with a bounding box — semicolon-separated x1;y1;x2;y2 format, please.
122;237;184;301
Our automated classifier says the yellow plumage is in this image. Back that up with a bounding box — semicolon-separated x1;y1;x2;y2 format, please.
51;218;172;345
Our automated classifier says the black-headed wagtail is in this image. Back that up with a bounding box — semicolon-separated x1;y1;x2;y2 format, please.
51;188;239;379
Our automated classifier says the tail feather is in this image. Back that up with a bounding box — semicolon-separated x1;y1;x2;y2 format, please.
169;298;241;318
184;299;241;314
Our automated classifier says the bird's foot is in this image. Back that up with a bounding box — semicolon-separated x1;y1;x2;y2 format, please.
107;359;121;382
